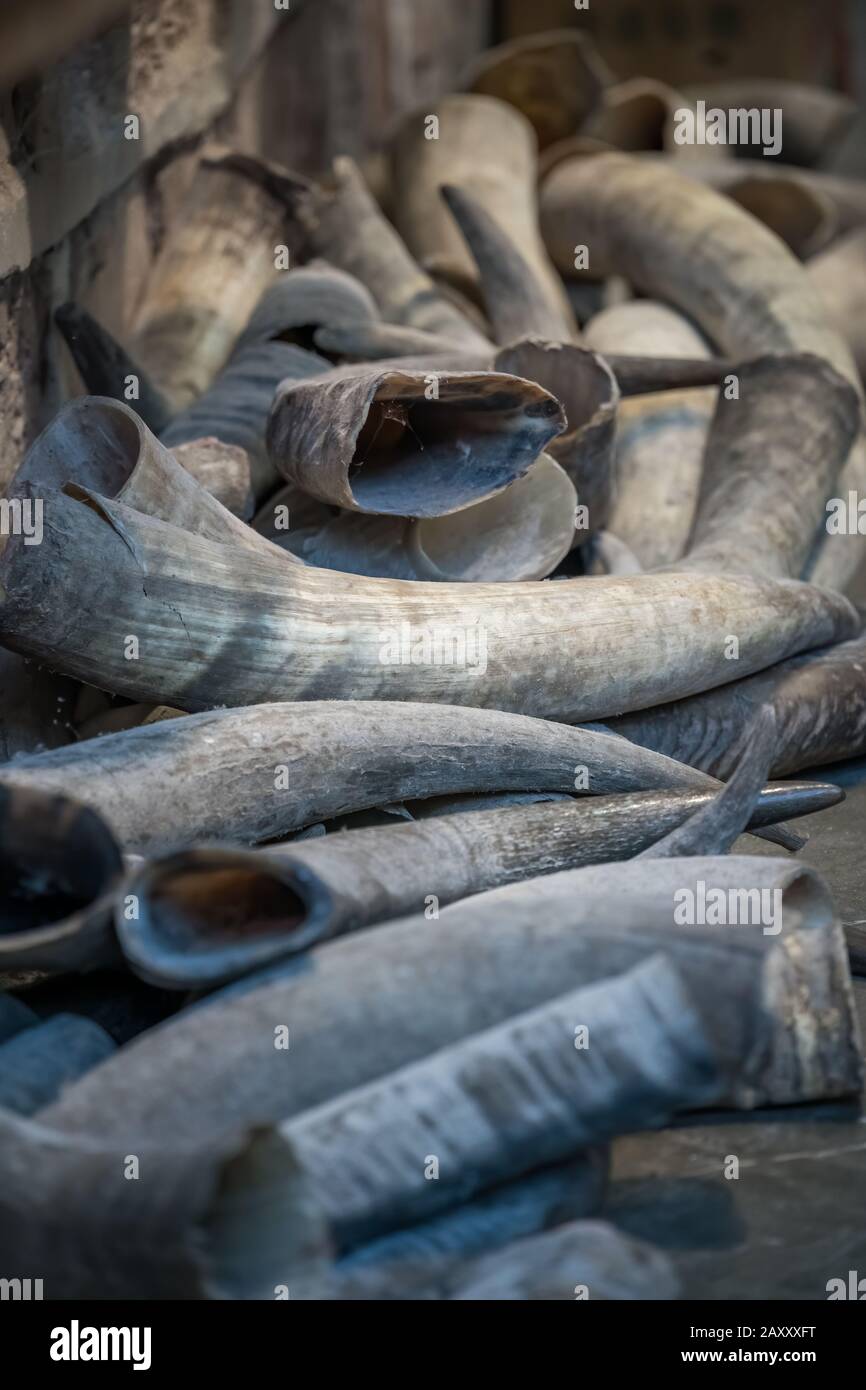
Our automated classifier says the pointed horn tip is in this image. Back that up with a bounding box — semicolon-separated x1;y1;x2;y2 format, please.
762;780;845;814
438;184;477;221
54;302;90;337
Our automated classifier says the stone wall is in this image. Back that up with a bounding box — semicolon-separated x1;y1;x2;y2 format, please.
0;0;492;488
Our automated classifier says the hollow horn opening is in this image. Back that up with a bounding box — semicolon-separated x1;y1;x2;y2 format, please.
17;398;144;500
348;376;564;516
119;850;334;988
0;787;123;934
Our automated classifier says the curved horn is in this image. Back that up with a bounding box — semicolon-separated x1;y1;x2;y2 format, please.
266;362;565;515
682;80;857;168
54;303;171;433
0;1110;328;1299
0;649;78;761
127;153;289;411
539;151;866;589
168;439;255;520
0;487;855;721
38;858;859;1145
607;628;866;779
233;263;378;352
10;396;280;559
583;78;724;160
440;183;576;343
462;29;613;149
808;226;866;382
725;172;838;258
680;353;860;580
313;322;462;361
493;340;619;536
0;1014;116;1115
0;698;786;854
390;95;574;334
279;454;578;583
645;154;866;241
582;530;644;576
538;143;840;256
636;706;778;859
0;784;123;973
335;1154;609;1301
448;1220;680;1302
279;956;723;1250
266;153;490;348
115;778;838;988
584;300;716;569
161;341;331;503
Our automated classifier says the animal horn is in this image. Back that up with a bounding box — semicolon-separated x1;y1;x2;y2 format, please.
0;485;856;720
0;1109;329;1299
36;857;860;1148
0;698;802;855
54;302;171;433
538;151;866;589
266;361;565;515
115;777;838;989
390;96;574;335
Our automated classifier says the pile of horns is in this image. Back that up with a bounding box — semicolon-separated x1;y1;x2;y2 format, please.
2;29;866;1300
